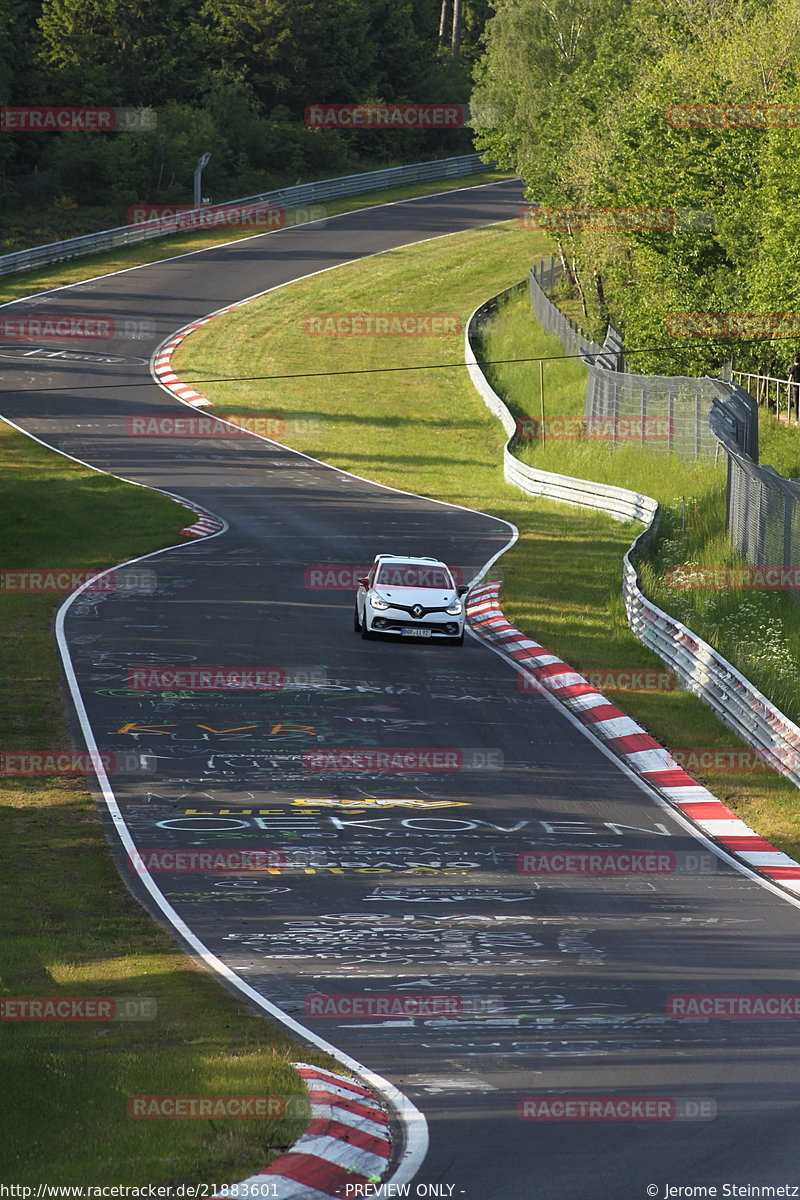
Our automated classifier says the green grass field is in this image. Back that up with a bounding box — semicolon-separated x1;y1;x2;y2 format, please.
0;426;339;1184
480;289;800;726
173;220;800;860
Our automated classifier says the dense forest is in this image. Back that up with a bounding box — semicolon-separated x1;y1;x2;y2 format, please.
0;0;490;228
5;0;797;384
473;0;800;379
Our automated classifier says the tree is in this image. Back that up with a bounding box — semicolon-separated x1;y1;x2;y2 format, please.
472;0;800;378
36;0;204;104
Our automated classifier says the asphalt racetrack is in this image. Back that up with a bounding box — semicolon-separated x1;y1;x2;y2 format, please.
3;181;800;1199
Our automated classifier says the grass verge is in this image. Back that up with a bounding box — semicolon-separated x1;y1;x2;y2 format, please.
172;222;800;860
0;424;336;1183
0;170;511;305
482;290;800;722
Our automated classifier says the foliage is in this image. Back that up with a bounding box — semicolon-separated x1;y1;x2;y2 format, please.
0;0;484;217
472;0;800;380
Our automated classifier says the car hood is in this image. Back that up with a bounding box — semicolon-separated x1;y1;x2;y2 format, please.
374;587;456;605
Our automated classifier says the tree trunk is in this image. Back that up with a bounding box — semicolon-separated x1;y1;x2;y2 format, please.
438;0;449;45
594;270;608;327
570;255;589;321
451;0;463;59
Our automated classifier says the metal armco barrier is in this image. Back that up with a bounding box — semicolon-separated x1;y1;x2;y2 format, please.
466;287;658;525
0;154;492;278
466;291;800;790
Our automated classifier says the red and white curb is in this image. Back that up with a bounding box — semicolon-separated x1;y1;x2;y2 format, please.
224;1063;393;1199
153;300;252;408
152;325;232;537
180;506;225;539
467;582;800;895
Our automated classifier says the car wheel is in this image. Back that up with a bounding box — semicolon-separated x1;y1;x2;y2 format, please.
448;630;465;645
361;618;373;639
353;603;361;632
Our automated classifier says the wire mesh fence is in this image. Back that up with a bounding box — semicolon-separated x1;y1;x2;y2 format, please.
709;385;800;594
529;259;725;460
526;259;800;589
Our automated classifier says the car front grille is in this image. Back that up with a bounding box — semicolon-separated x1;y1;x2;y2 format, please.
373;618;460;635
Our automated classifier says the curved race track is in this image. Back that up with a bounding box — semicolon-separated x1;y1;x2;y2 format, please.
3;182;800;1199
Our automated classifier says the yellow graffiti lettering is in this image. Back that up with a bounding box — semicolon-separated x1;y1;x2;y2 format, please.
290;797;469;809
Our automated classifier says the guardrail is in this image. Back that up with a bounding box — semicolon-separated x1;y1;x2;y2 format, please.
466;287;659;525
466;288;800;790
0;153;492;279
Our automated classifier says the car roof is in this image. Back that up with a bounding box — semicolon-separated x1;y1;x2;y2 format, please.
373;554;447;566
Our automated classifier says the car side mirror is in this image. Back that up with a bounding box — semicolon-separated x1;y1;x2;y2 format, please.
357;577;369;588
457;585;468;597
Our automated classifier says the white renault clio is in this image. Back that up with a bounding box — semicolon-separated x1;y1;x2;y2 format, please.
354;554;468;645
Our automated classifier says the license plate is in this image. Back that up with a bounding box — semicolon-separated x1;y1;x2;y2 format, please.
402;627;432;638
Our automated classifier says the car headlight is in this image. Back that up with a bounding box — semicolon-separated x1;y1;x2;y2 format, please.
369;593;390;610
446;599;463;615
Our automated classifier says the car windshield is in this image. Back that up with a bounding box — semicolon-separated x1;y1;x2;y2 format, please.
375;564;452;590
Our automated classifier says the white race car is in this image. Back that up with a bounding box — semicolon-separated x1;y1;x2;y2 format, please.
354;554;468;644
